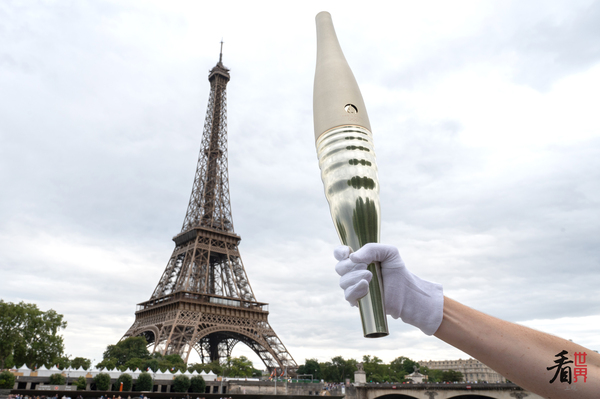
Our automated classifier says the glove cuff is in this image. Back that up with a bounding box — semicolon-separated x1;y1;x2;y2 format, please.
400;277;444;336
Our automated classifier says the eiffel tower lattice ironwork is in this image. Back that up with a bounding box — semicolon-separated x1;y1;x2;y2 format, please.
123;48;297;372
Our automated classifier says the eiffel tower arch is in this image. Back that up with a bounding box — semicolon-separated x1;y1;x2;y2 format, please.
123;47;297;373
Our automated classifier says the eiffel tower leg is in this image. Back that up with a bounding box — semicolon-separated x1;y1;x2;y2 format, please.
163;312;180;355
209;335;220;362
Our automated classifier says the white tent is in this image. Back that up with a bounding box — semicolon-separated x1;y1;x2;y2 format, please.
107;368;122;378
36;365;52;377
200;370;217;381
17;365;31;376
71;366;87;377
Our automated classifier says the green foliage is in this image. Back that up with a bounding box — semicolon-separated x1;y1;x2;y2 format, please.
135;353;186;373
135;372;153;391
320;356;356;383
93;372;111;391
0;370;16;389
222;356;255;378
389;356;421;382
189;375;206;393
98;342;186;374
49;373;66;385
362;355;386;382
188;360;221;375
441;370;463;382
0;300;67;369
297;358;321;381
71;357;92;370
390;356;419;374
96;358;117;370
75;376;87;390
122;357;144;372
142;358;160;372
186;356;254;379
425;368;443;382
163;354;186;369
251;367;263;378
297;355;423;383
115;373;133;391
172;375;190;392
421;367;462;382
102;337;150;367
2;355;15;369
55;356;71;370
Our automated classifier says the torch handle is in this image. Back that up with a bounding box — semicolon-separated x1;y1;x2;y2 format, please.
358;261;388;338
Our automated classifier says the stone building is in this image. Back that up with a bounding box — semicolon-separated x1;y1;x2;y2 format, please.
419;358;506;383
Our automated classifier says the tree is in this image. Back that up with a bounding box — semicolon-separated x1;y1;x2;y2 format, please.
188;360;221;375
390;356;419;374
71;357;92;370
0;370;16;389
55;356;71;370
162;354;186;371
116;373;133;391
425;368;444;382
362;355;385;383
0;301;67;369
389;356;421;382
49;373;66;385
141;358;160;373
223;356;254;378
75;376;87;390
96;358;117;370
122;357;144;372
172;375;191;392
319;356;356;383
441;370;463;382
94;372;111;391
102;337;150;367
297;358;321;381
189;375;206;393
135;372;153;391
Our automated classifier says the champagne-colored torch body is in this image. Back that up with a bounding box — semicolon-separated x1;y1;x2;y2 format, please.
313;11;388;338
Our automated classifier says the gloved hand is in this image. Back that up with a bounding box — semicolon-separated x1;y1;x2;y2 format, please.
334;243;444;335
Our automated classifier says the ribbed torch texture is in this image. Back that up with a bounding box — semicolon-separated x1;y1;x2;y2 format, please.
314;11;389;338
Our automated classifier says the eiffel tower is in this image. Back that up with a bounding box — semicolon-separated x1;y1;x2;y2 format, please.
123;46;297;373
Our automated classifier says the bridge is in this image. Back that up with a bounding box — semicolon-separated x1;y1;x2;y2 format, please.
348;383;543;399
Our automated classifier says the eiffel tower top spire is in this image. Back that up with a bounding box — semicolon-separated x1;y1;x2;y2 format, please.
179;47;232;236
219;39;224;64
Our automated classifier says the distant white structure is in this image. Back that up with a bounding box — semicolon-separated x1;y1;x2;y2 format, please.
71;366;87;377
35;366;52;377
406;370;425;383
16;365;31;377
419;358;506;383
354;363;366;385
201;370;217;381
9;365;218;384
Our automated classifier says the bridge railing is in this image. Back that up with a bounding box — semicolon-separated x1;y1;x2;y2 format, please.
361;382;524;391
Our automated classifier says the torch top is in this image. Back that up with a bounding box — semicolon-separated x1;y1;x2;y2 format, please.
313;12;371;142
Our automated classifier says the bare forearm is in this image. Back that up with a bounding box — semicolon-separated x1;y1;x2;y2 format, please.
434;297;600;399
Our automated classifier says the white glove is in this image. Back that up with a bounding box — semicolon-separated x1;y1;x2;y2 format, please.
334;243;444;336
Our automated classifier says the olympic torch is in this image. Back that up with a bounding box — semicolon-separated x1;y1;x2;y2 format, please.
313;11;388;338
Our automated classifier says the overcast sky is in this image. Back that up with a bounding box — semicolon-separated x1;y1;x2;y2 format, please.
1;0;599;370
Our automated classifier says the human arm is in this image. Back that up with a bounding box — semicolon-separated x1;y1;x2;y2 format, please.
435;297;600;399
335;243;600;399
